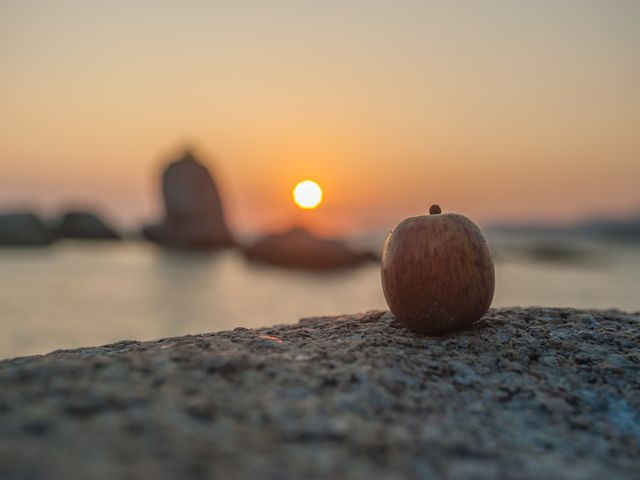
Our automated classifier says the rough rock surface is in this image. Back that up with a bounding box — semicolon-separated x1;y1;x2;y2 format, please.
0;308;638;479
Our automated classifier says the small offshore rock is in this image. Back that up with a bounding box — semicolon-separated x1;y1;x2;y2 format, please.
0;212;54;246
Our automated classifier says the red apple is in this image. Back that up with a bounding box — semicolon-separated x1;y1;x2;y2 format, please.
381;205;495;335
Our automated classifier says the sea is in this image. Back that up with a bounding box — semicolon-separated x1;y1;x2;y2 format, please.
1;233;638;359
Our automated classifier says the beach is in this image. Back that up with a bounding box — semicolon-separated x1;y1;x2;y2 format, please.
3;2;640;479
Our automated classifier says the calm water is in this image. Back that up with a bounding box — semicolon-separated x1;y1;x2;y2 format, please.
1;237;638;359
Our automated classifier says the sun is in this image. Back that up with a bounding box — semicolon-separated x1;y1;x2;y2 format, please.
293;180;323;210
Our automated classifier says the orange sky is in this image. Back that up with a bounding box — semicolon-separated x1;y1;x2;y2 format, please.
1;1;639;235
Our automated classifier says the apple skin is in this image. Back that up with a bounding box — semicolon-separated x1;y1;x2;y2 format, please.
381;208;495;335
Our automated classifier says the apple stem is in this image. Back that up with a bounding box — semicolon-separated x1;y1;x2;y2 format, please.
429;204;442;215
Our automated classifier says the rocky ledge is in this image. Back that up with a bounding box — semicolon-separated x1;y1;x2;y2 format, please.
0;308;639;479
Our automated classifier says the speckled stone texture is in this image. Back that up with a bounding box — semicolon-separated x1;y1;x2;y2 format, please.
0;308;638;480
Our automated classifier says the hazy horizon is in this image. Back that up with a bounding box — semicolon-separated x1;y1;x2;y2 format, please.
2;1;639;235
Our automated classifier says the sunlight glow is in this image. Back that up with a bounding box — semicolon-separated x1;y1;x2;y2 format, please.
293;180;323;210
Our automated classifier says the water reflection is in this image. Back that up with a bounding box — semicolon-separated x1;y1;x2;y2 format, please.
0;237;638;359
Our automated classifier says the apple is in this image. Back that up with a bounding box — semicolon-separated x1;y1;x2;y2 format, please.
381;205;495;335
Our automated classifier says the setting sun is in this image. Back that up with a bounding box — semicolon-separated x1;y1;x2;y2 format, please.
293;180;323;210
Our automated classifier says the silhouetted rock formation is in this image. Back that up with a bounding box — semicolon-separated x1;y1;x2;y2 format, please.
143;150;234;249
56;211;121;240
244;227;378;270
0;212;54;246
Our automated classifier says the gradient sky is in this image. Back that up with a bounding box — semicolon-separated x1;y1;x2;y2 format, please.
1;0;639;234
